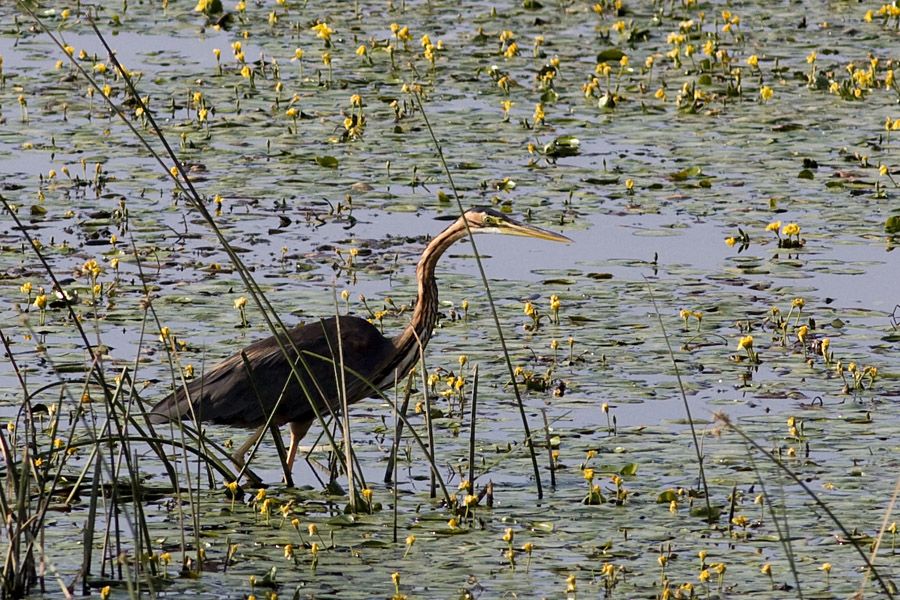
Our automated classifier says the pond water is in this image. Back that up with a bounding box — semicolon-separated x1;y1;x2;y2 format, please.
0;1;898;598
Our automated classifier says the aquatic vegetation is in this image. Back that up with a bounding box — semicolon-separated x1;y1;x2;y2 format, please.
0;0;897;598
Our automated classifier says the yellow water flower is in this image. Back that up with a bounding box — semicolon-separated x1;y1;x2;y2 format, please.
782;222;800;237
533;103;545;126
312;22;334;43
760;85;774;102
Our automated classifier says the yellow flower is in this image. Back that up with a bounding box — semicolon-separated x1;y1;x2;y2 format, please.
791;297;805;308
502;528;514;543
746;54;759;68
654;87;667;100
240;65;252;78
355;44;367;57
766;220;782;232
759;85;774;102
625;178;635;191
312;22;334;42
737;335;754;350
699;569;710;582
583;468;595;482
533;103;545;125
725;237;736;247
806;51;817;64
820;562;832;573
797;325;809;343
782;223;800;237
34;294;48;310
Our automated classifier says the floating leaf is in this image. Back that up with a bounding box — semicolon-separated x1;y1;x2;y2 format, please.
669;166;703;181
315;155;339;168
543;135;580;159
657;489;679;503
596;48;626;62
885;215;900;234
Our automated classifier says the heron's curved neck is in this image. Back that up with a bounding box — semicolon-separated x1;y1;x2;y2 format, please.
390;221;467;371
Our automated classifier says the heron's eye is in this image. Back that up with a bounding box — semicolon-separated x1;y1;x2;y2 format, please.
483;215;500;227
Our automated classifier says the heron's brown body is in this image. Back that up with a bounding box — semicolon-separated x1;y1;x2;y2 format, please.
149;207;569;472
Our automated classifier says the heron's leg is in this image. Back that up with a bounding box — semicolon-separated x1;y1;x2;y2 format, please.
232;424;267;467
286;419;313;470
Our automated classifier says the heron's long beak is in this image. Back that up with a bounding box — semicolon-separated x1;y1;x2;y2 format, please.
502;219;572;243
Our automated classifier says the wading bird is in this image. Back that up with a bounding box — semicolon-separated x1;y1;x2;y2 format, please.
149;207;570;472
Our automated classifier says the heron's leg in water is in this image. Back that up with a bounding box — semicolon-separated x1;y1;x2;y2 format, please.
286;419;313;470
232;424;267;467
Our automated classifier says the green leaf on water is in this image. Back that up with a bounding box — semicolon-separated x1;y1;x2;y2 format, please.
596;48;626;62
657;489;678;503
543;135;580;158
670;166;703;181
618;463;638;476
315;155;339;168
528;521;555;533
690;505;722;521
885;215;900;234
326;514;358;526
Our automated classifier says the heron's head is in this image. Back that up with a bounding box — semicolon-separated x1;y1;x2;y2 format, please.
460;207;571;243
